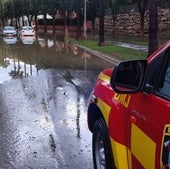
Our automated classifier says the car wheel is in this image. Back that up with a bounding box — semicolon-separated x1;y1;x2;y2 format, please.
92;118;115;169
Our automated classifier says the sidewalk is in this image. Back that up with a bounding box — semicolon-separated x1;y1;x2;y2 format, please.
113;41;148;52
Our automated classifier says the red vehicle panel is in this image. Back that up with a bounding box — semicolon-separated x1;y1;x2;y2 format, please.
87;41;170;169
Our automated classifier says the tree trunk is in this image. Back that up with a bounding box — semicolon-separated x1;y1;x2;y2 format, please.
76;19;82;40
1;17;4;27
52;15;56;34
22;16;24;27
44;13;47;33
64;10;69;45
91;18;95;36
98;0;105;46
148;0;159;57
76;2;82;40
137;0;148;40
27;15;31;26
35;15;38;31
111;10;117;38
17;17;20;28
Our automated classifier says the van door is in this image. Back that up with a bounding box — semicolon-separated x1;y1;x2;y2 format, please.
127;48;170;169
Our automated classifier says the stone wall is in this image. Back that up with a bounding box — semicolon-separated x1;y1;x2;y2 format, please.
95;8;170;38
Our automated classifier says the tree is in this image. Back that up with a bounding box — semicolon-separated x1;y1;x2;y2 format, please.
0;0;4;27
86;0;97;35
148;0;159;56
131;0;148;40
22;0;32;26
73;0;83;40
46;0;57;34
3;0;13;26
59;0;70;38
38;0;53;33
107;0;130;38
98;0;105;46
29;0;40;30
13;0;25;27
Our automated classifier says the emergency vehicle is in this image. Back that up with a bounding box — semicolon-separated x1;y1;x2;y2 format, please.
87;40;170;169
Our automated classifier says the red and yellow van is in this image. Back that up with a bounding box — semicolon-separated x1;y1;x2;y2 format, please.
87;41;170;169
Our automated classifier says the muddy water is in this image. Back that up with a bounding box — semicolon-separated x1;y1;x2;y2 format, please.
0;34;113;169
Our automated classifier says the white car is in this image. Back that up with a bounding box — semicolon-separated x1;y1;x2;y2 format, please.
3;26;17;36
20;26;35;36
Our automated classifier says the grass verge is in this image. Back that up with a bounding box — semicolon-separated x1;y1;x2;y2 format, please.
70;39;147;61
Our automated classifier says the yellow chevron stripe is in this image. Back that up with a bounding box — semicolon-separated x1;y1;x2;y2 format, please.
131;124;156;169
98;72;110;84
97;97;111;125
110;137;129;169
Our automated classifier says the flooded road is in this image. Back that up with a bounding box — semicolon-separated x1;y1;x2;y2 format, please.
0;34;114;169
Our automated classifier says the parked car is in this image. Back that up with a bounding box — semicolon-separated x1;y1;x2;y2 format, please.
20;26;35;36
3;26;17;36
87;40;170;169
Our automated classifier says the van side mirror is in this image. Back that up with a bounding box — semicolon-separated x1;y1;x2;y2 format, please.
110;60;147;93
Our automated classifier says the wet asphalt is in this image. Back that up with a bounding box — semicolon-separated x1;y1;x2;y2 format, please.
0;69;96;169
0;35;114;169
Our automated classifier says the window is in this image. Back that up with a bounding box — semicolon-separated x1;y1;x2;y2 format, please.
158;59;170;98
146;52;165;87
154;47;170;99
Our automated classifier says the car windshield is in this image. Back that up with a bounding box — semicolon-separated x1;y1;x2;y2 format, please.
5;27;15;30
23;27;33;30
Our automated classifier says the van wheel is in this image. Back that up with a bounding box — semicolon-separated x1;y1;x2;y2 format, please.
92;118;115;169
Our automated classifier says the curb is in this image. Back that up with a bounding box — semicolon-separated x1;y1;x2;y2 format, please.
72;43;120;65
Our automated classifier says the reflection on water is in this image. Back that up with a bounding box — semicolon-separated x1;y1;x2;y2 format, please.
3;37;18;44
21;36;35;45
0;34;113;84
0;34;114;168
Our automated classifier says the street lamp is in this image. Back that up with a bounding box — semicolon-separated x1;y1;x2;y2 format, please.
84;0;87;38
